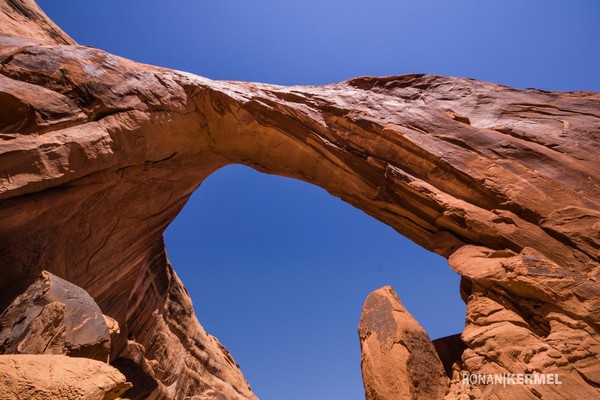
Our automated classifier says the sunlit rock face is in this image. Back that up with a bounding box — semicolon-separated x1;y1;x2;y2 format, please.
0;0;599;398
359;286;448;400
0;354;131;400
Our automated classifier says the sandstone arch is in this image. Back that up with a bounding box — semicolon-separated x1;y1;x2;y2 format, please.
0;1;599;398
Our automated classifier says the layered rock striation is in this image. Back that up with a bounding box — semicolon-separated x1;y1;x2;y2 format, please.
0;0;599;398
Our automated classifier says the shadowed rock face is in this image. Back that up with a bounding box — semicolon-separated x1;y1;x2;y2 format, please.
0;0;599;398
0;270;111;362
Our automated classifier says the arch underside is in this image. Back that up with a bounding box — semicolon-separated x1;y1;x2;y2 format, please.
0;5;599;398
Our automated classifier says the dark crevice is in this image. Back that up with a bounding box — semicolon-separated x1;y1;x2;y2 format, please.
432;334;467;378
539;225;599;263
6;0;39;20
92;107;136;122
573;365;600;389
111;357;158;400
459;277;473;304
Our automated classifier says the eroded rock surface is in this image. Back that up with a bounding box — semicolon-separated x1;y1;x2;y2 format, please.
0;0;599;398
446;246;600;399
0;270;111;362
0;354;131;400
359;286;448;400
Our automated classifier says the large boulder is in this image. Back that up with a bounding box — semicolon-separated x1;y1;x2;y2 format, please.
359;286;448;400
0;354;131;400
0;271;111;362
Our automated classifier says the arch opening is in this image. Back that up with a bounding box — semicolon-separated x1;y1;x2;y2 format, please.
164;164;466;400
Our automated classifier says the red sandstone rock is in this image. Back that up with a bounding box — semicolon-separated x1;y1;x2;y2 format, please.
0;354;131;400
0;270;112;362
0;0;74;46
447;246;600;399
0;0;599;398
359;286;448;400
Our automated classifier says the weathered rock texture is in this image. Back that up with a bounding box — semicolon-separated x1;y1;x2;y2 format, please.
448;246;600;399
359;286;448;399
0;0;599;398
0;270;112;361
0;354;131;400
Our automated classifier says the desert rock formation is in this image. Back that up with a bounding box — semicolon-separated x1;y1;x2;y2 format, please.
0;270;112;361
359;286;448;399
0;0;599;399
0;354;130;400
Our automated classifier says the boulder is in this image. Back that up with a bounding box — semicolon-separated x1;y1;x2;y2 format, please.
0;354;130;400
0;271;111;362
359;286;448;400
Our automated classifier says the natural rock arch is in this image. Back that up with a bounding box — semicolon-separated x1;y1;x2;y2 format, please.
0;1;598;399
164;162;465;399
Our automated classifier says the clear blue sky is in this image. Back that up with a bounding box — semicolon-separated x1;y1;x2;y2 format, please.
36;2;599;400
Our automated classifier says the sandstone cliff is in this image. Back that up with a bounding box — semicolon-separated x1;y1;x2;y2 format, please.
0;1;598;399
